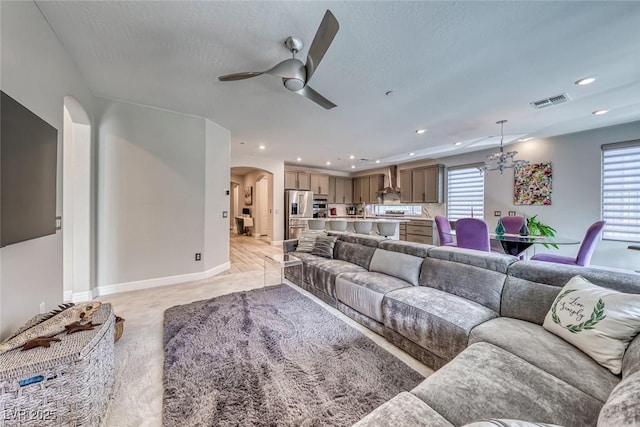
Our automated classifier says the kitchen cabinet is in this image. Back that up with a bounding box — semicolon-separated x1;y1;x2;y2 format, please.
285;171;311;190
353;177;365;204
310;173;329;195
353;174;383;203
369;175;384;203
404;220;434;244
410;165;444;203
400;170;412;203
329;177;352;204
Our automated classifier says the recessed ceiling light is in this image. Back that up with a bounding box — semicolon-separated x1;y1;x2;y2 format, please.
240;142;245;145
351;165;356;169
453;142;462;146
575;76;597;86
259;145;265;150
409;152;415;156
375;160;380;164
349;155;355;159
518;137;534;142
416;129;426;135
326;161;331;165
593;109;609;115
296;157;302;161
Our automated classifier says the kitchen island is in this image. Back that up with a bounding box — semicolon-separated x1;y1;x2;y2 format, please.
306;217;414;239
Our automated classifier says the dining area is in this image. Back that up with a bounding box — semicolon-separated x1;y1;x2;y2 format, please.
434;215;607;267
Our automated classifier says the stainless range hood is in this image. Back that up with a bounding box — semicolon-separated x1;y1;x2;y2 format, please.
381;165;401;203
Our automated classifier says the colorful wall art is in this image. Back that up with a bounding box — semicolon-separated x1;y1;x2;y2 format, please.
514;162;553;205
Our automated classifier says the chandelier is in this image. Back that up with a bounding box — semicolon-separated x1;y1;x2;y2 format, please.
478;120;529;174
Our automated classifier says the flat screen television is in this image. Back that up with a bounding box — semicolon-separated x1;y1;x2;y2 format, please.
1;90;58;247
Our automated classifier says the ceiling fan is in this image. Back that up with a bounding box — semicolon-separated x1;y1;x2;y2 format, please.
218;10;339;109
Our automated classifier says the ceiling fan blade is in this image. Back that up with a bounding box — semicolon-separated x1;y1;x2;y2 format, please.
296;86;337;110
218;72;263;82
305;10;339;82
265;58;306;80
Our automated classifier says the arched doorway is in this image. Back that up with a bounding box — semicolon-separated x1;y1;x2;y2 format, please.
63;96;92;302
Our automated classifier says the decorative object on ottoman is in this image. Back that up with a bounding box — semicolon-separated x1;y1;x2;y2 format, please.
64;320;101;334
0;301;102;354
114;316;125;342
0;304;115;426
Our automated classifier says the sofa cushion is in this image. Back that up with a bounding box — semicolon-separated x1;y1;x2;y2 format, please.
542;275;640;375
383;287;498;361
331;232;385;247
369;249;424;286
420;247;516;312
623;333;640;378
352;392;453;427
469;317;619;403
296;229;327;252
304;258;368;298
597;371;640;427
334;240;377;269
463;421;561;427
412;342;602;427
311;235;338;259
335;272;413;323
502;261;640;325
378;240;433;258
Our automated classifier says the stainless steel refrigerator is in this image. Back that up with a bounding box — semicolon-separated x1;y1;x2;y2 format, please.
285;190;314;239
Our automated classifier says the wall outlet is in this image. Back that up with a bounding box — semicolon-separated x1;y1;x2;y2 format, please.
39;302;46;314
508;211;517;216
494;211;502;217
222;211;228;218
195;253;201;261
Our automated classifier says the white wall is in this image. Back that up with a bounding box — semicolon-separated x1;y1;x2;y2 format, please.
231;155;285;243
397;121;640;270
96;99;212;289
204;119;231;274
0;1;96;339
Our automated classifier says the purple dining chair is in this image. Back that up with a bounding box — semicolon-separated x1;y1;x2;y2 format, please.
435;215;456;246
531;220;606;267
455;218;491;252
501;216;525;234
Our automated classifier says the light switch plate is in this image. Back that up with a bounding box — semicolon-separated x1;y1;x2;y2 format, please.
222;211;228;218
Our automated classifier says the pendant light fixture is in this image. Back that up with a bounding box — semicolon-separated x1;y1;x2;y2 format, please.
478;120;529;174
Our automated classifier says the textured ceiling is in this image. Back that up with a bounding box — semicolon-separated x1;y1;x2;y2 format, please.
36;1;640;171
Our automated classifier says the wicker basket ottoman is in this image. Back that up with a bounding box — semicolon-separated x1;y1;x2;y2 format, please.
0;303;115;426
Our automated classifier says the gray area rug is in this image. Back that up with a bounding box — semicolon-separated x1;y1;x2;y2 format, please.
163;284;424;426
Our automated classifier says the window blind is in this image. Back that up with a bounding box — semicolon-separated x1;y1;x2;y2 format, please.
447;166;484;220
602;142;640;242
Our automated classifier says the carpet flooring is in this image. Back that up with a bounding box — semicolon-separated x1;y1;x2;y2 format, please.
163;284;425;426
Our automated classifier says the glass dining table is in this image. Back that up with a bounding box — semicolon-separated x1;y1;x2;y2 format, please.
491;233;580;256
445;231;580;256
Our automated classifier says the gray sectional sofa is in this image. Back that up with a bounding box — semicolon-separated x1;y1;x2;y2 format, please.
283;231;640;427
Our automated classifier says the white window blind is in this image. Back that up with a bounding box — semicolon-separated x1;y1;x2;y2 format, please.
602;142;640;242
447;166;484;220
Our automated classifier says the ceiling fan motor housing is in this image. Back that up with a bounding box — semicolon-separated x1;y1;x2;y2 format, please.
284;78;305;91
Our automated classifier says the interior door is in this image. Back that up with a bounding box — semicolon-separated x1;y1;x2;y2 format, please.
258;178;270;236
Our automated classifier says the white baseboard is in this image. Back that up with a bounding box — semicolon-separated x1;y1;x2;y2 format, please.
71;291;94;303
64;289;98;303
204;261;231;279
271;240;284;247
96;261;231;296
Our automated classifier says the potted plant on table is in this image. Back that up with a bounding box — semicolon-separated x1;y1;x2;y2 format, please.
527;214;558;249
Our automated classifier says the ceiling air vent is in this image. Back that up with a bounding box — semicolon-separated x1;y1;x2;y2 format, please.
530;93;571;109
